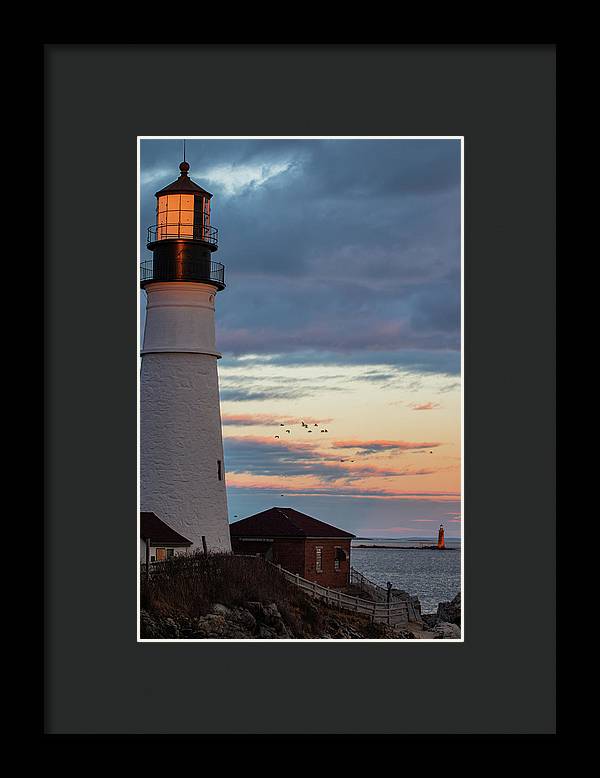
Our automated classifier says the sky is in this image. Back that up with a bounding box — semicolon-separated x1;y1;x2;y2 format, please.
140;138;461;539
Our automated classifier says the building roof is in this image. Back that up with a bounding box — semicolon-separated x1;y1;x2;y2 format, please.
140;512;193;546
154;162;213;199
229;507;355;539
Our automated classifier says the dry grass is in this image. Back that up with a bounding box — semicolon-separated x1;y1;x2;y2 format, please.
141;552;313;621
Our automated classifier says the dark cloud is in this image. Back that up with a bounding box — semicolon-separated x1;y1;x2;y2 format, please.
219;349;460;376
332;440;443;454
219;386;309;402
140;139;461;373
223;436;440;483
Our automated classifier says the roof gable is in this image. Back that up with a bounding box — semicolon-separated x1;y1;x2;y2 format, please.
229;507;355;539
140;512;193;546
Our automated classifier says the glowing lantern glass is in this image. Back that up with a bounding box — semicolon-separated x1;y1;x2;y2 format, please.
153;162;213;243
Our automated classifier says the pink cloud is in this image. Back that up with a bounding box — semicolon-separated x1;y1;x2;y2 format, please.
408;401;441;411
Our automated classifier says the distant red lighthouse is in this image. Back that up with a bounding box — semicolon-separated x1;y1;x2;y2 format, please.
437;524;445;549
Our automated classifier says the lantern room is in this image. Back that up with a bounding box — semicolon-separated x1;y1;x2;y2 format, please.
142;161;225;290
149;161;216;244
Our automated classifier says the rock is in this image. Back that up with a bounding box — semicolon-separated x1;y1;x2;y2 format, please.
185;614;248;639
229;607;257;632
433;621;461;639
421;612;438;629
245;601;268;621
140;610;162;638
163;617;180;638
212;603;231;617
437;592;461;626
258;624;278;638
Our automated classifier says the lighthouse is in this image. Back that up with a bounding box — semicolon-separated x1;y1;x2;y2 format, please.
140;160;231;553
437;524;445;549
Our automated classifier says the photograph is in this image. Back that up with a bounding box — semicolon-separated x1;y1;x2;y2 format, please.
138;136;463;641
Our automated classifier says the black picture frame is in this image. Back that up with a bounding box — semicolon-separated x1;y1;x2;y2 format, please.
44;43;556;735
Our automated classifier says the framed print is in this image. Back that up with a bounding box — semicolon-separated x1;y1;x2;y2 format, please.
137;135;464;644
44;44;556;736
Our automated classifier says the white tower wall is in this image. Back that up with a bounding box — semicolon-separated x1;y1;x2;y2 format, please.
140;282;231;552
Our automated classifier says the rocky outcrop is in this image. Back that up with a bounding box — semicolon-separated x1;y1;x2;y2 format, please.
418;592;461;639
436;592;461;626
141;600;404;640
432;621;461;639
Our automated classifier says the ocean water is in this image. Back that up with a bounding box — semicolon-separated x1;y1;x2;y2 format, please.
351;539;461;614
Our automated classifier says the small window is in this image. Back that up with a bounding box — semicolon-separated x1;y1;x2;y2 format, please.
155;547;166;561
150;555;156;562
334;558;340;571
166;548;174;558
217;460;222;480
315;546;323;573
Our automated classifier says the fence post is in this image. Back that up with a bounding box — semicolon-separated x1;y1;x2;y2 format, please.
295;572;300;588
355;596;359;612
372;601;376;623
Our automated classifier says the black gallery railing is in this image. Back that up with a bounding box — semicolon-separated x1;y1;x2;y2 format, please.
140;258;225;287
147;223;219;246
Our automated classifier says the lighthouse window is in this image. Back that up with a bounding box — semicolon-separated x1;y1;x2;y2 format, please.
217;460;222;480
156;193;195;240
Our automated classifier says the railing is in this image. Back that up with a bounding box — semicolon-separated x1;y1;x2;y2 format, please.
147;223;218;246
270;563;410;626
140;258;225;288
350;566;422;622
350;567;390;600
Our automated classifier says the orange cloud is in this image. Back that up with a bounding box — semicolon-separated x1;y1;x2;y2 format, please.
408;401;441;411
225;473;460;502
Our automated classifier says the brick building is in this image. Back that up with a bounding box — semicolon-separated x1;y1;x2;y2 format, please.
229;507;355;588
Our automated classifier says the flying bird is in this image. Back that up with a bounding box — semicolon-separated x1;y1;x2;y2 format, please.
286;430;291;433
274;435;279;439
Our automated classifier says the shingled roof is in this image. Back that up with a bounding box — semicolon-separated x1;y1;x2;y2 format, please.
229;507;355;539
140;512;193;546
154;164;213;198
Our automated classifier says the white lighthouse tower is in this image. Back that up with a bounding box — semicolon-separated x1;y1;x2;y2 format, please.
140;159;231;553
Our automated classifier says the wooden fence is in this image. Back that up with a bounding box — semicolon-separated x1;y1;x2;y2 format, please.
270;563;409;626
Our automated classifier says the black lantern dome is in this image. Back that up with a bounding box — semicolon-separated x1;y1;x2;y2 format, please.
141;162;225;290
